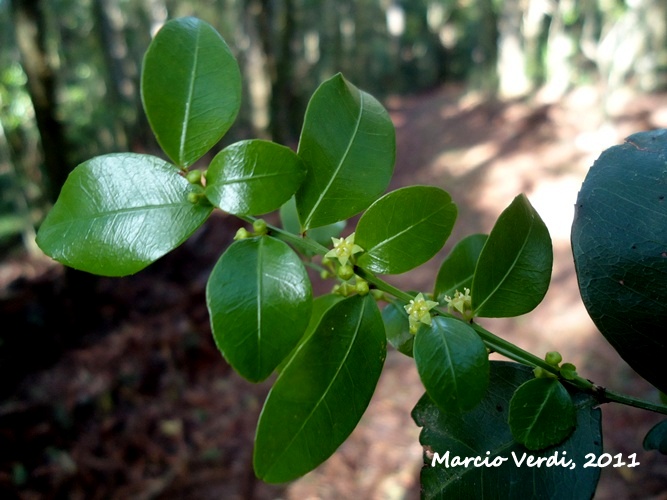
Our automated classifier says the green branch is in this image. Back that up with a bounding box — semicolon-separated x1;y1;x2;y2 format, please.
355;266;667;416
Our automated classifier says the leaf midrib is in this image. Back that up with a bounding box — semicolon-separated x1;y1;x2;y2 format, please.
178;24;202;166
43;202;197;231
366;204;448;257
474;221;533;316
263;298;367;478
302;89;364;230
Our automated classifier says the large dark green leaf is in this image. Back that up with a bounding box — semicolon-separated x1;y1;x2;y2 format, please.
295;74;395;230
141;17;241;167
276;293;344;373
413;316;489;413
413;362;602;500
254;294;386;483
472;194;552;318
434;234;487;301
572;130;667;393
205;140;306;215
206;236;312;383
36;153;212;276
356;186;457;274
509;378;576;450
644;419;667;455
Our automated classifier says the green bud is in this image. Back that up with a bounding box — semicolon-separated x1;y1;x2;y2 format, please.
320;269;331;280
252;219;268;235
545;351;563;367
337;264;354;281
334;282;354;296
560;363;578;380
356;279;369;296
234;227;251;240
186;169;202;185
187;192;201;204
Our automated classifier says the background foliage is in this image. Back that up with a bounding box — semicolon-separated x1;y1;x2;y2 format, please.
3;0;667;252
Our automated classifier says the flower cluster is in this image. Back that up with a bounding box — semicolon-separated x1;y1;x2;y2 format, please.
404;293;439;334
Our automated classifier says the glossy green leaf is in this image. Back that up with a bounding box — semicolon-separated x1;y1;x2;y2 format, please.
434;234;487;301
279;197;346;250
276;293;344;373
413;361;602;500
36;153;212;276
254;294;386;483
382;301;413;357
572;130;667;393
355;186;457;274
206;236;312;383
141;17;241;167
643;419;667;454
295;73;396;230
413;316;489;413
205;140;306;215
509;377;576;450
472;194;552;318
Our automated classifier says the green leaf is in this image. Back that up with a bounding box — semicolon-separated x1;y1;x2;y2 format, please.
36;153;212;276
509;377;576;450
413;361;602;500
643;419;667;455
355;186;457;275
276;293;345;373
413;316;489;413
434;234;487;301
205;140;306;215
382;301;413;357
295;73;395;230
141;17;241;167
254;294;386;483
206;236;312;383
572;130;667;393
471;194;552;318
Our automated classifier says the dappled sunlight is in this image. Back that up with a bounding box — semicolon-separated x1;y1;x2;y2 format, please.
385;85;667;498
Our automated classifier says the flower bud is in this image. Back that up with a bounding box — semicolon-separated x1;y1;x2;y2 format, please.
252;219;268;235
356;279;370;296
545;351;562;367
337;264;354;281
186;169;202;185
187;192;201;204
560;363;578;380
234;227;251;240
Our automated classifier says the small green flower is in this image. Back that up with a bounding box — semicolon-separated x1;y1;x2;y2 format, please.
444;288;472;317
324;233;363;267
404;293;439;334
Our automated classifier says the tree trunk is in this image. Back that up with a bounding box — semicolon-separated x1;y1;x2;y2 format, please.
497;0;531;98
10;0;70;202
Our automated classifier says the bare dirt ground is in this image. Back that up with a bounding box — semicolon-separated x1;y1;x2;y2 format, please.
2;84;667;499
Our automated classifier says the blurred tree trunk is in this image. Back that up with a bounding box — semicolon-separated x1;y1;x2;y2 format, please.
10;0;69;202
92;0;136;152
250;0;296;143
497;0;531;98
597;0;667;112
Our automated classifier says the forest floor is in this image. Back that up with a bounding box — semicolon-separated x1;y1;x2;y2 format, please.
2;84;667;499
